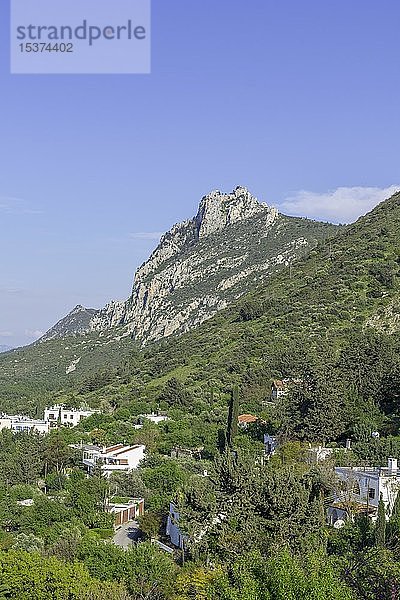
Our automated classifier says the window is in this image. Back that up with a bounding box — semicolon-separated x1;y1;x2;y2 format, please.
49;414;55;419
368;488;376;499
70;415;74;420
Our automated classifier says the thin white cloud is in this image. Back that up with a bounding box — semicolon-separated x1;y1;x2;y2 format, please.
129;232;163;241
0;286;24;295
280;185;400;224
24;329;44;338
0;196;42;215
0;331;13;338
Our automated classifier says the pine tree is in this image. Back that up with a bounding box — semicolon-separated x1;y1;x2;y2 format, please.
375;494;386;547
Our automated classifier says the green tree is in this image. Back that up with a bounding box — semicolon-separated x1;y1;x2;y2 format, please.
142;460;187;512
375;495;386;547
226;386;239;447
43;431;75;476
158;377;191;408
138;511;162;539
0;549;129;600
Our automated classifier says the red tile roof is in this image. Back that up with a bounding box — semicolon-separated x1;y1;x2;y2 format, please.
238;414;258;424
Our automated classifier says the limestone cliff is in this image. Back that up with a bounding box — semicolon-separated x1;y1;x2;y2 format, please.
86;186;336;344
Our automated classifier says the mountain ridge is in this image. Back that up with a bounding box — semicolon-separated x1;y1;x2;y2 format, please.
40;186;338;345
1;190;400;410
40;305;98;343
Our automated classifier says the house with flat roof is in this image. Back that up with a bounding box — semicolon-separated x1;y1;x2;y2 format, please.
140;413;169;425
329;458;400;524
82;443;146;477
0;414;49;435
44;405;100;429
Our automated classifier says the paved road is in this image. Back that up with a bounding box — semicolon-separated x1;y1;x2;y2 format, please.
113;521;141;549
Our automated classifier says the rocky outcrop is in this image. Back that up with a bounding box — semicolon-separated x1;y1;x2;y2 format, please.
86;186;335;344
194;187;271;237
89;300;126;332
40;186;337;345
40;305;98;342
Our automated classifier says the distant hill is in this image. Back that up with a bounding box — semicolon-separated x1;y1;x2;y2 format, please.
132;189;400;393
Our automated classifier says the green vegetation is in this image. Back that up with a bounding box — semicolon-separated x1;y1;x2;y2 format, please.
1;193;400;597
0;212;337;405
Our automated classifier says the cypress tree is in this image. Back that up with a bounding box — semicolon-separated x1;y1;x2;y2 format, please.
375;494;386;547
391;490;400;522
226;385;239;447
209;384;214;404
387;490;400;543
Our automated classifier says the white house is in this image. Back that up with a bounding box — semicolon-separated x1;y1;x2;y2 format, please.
329;458;400;524
308;445;335;463
271;380;288;401
0;415;49;434
140;413;169;425
44;405;99;428
308;440;352;463
82;443;146;477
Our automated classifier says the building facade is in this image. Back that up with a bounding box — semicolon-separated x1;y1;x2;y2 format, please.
166;502;186;550
270;378;303;402
264;433;279;457
329;458;400;524
109;498;145;528
44;405;99;428
0;415;49;434
82;443;146;477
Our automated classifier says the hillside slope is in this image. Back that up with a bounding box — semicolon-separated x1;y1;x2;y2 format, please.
129;190;400;393
2;192;399;412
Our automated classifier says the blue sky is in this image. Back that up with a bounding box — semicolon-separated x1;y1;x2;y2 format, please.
1;0;400;348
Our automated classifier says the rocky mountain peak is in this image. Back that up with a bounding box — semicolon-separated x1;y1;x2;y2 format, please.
39;305;98;343
39;186;338;347
70;305;86;314
195;186;272;238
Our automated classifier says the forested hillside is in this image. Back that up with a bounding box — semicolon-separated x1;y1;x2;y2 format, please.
132;190;400;394
1;193;400;599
